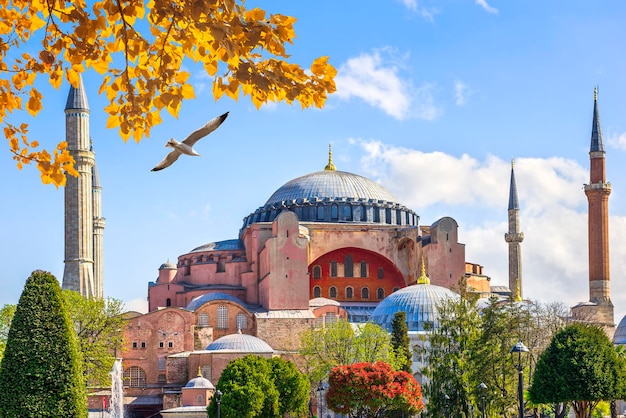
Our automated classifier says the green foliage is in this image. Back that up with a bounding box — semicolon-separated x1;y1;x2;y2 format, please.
208;355;309;418
326;361;423;418
529;323;626;418
422;289;481;418
269;357;310;417
62;290;125;387
299;319;397;383
390;311;412;373
0;304;16;362
0;270;87;417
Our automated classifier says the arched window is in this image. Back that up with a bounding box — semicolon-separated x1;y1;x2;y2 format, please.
344;255;353;277
360;261;367;277
329;286;337;298
331;204;338;220
392;287;400;293
197;395;203;404
217;305;228;329
123;366;146;388
317;205;325;220
377;288;385;299
326;313;337;324
346;287;353;299
361;287;370;299
313;286;321;298
353;205;362;221
236;313;247;330
198;313;209;327
313;265;322;279
344;205;352;221
378;267;384;279
157;357;166;371
201;365;212;380
165;298;171;307
330;261;337;277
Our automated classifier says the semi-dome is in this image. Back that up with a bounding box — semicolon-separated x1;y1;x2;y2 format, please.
370;277;459;332
185;292;249;312
614;315;626;344
206;331;274;353
241;148;418;229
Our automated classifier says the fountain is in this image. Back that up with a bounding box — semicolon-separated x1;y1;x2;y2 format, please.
110;359;124;418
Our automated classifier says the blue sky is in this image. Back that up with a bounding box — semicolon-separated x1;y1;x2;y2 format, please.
2;1;626;322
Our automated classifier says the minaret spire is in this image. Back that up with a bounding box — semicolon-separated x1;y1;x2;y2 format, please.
324;144;336;171
578;87;613;328
63;74;98;298
505;159;524;300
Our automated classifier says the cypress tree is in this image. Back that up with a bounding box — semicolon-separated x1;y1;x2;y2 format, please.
391;311;413;373
0;270;87;417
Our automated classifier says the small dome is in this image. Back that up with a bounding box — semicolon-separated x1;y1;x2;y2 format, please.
309;297;341;308
614;315;626;344
159;261;177;270
370;283;459;332
206;332;273;353
184;375;214;389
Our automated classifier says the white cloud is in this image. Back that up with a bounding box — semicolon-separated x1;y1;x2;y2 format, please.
396;0;439;21
454;80;468;106
475;0;499;14
353;140;626;321
608;131;626;150
334;50;441;120
124;297;148;314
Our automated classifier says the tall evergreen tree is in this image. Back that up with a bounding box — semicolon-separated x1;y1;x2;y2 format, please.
390;311;412;373
0;270;87;417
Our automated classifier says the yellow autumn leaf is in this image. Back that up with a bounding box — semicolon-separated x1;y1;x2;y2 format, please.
26;89;43;116
181;83;195;99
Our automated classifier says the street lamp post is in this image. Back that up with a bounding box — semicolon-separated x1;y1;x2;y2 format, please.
316;382;325;418
215;389;222;418
443;393;450;418
478;382;487;418
510;341;529;418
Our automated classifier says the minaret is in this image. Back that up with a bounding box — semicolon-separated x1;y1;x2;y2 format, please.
62;76;97;297
504;160;524;300
583;87;613;325
91;141;105;298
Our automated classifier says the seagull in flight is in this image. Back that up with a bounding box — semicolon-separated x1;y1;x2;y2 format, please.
151;111;229;171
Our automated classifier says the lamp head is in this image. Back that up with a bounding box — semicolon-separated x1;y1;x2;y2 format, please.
215;389;223;402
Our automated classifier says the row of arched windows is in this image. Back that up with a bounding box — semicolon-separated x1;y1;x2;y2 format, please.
313;286;396;300
312;259;384;279
197;307;248;330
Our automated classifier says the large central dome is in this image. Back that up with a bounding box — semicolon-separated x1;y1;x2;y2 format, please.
264;170;397;206
241;148;418;230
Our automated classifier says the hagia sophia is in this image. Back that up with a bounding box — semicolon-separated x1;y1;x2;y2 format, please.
61;77;619;417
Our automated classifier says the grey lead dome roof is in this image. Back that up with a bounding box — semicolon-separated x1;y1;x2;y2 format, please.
241;169;419;229
206;332;273;353
370;283;459;332
614;315;626;344
264;170;397;206
184;375;214;389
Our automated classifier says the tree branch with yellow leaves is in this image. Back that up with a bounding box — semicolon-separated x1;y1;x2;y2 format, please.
0;0;336;187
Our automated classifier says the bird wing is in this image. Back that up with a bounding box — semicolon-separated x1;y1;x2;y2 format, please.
181;111;229;147
151;149;182;171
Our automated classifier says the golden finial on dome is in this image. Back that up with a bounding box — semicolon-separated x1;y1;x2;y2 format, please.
594;85;598;101
417;256;430;285
324;144;336;171
197;366;202;377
